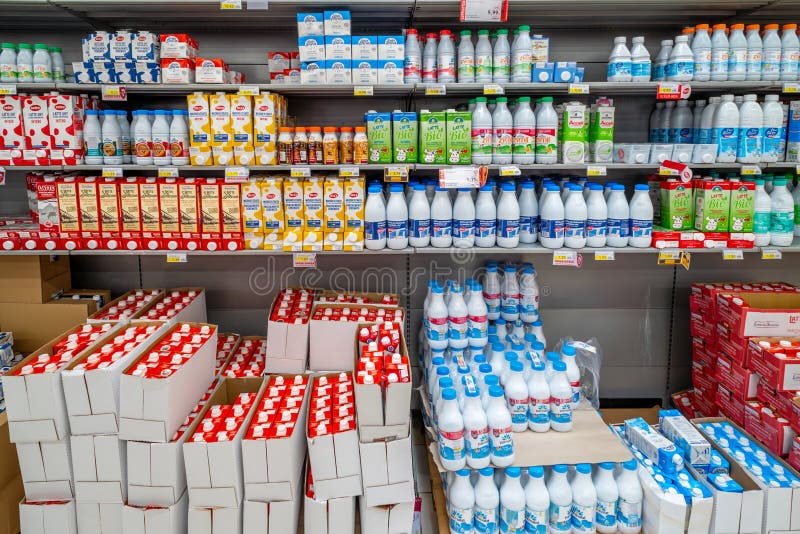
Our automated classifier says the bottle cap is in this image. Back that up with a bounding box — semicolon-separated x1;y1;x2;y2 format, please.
529;466;544;477
576;463;592;474
488;384;504;397
553;464;568;473
441;388;456;400
553;360;567;372
506;467;521;477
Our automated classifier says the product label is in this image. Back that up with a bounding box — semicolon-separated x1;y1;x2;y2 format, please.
498;219;520;239
438;428;465;460
737;127;762;159
484;291;500;317
476;54;492;79
468;314;488;339
540;218;565;239
596;500;617;528
607;218;630;239
665;61;693;78
550;396;572;424
714;126;739;158
771;211;793;234
493;127;513;155
476;218;496;239
500;506;525;533
549;503;571;532
493;54;510;77
33;63;51;80
507;397;528;425
711;50;729;74
764;127;782;159
422;57;437;80
607;61;632;78
631;61;651;78
694;49;711;76
571;503;595;533
764;50;781;76
586;218;607;238
501;293;519;316
513;127;535;156
730;49;748;73
617;500;642;529
102;135;122;157
458;55;474;79
747;50;763;73
520;215;539;237
449;315;468;341
365;219;386;241
432;218;453;238
754;211;771;233
438;54;455;79
411;218;430;239
450;506;474;534
534;128;557;156
564;218;585;239
781;51;799;76
525;509;547;534
85;132;102;158
17;62;32;80
630;218;653;238
466;425;490;460
454;218;475;239
428;316;448;341
386;219;408;241
476;507;499;534
472;127;493;156
528;397;549;425
490;425;514;457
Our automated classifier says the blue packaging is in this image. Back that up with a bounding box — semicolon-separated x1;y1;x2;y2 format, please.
136;62;161;84
73;62;94;84
325;60;352;84
132;32;160;61
114;62;137;84
575;67;585;82
378;35;405;61
298;36;325;62
352;36;378;61
532;62;554;82
86;32;110;61
324;36;352;60
91;62;115;83
707;473;743;493
553;61;575;83
296;13;324;37
709;450;730;474
324;10;351;36
352;60;378;84
624;417;684;474
109;32;132;61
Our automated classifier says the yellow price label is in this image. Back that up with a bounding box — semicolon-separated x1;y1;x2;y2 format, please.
158;167;180;178
762;249;783;260
166;253;187;263
594;251;615;261
568;83;589;94
220;0;242;8
0;84;16;95
483;84;504;95
290;166;311;178
783;82;800;94
722;249;744;260
293;253;317;268
740;165;761;176
339;166;359;177
385;165;409;182
499;165;520;177
425;84;447;95
354;85;374;96
586;166;606;177
238;85;260;96
101;167;123;178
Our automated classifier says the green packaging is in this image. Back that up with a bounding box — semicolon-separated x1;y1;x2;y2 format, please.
589;101;614;163
366;111;392;163
419;111;446;164
445;110;472;165
561;102;587;164
391;111;418;163
694;181;731;232
659;180;694;230
729;181;755;232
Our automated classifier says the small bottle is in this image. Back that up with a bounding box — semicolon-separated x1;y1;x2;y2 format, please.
475;184;497;248
431;186;453;248
472;97;494;165
728;24;748;81
404;28;422;83
753;179;771;247
607;36;632;82
526;360;550;432
746;24;763;81
781;23;800;81
628;184;654;248
564;184;587;249
560;343;582;405
448;469;475;531
499;467;526;533
710;24;729;81
438;30;456;83
666;35;694;82
548;464;573;533
511;25;532;83
133;110;153;165
277;127;293;165
497;183;520;248
168;110;189;165
539;183;565;249
83;109;103;165
762;24;782;81
652;40;672;81
364;184;387;250
50;47;64;81
292;127;308;164
16;43;33;82
475;30;493;83
453;188;476;248
475;467;500;534
151;110;171;165
462;388;490;470
492;97;513;164
422;33;438;83
616;459;643;534
586;183;608;248
409;183;431;248
32;43;52;82
512;97;536;164
525;466;550;534
116;110;132;164
534;97;558;164
594;462;619;534
101;110;123;165
0;43;16;83
486;385;514;467
692;24;712;81
570;464;598;534
353;126;369;164
606;184;630;247
549;361;573;432
630;36;651;82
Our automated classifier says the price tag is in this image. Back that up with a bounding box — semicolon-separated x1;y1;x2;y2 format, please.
384;165;409;182
659;160;693;182
220;0;242;8
225;166;250;183
499;165;520;176
783;82;800;94
586;166;606;177
102;167;123;178
657;82;691;100
552;249;582;267
354;85;374;96
568;83;590;94
166;253;187;263
339;166;360;177
158;166;180;178
741;165;762;176
425;84;447;95
290;166;311;178
293;252;317;268
0;84;16;95
762;248;783;260
658;250;691;269
238;85;260;96
796;164;800;175
722;249;744;260
483;84;504;95
101;85;127;102
594;250;615;261
439;166;484;188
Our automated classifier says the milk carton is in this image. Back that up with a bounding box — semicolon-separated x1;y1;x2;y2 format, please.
298;36;325;63
87;32;111;61
78;178;102;249
352;36;378;60
110;32;133;61
694;181;731;232
297;13;324;37
159;34;198;59
303;177;324;251
268;52;290;75
326;60;352;84
531;36;550;62
532;62;554;82
179;178;201;250
353;60;378;84
119;178;142;235
253;93;278;165
199;178;222;250
377;60;403;84
234;145;254;166
161;59;194;83
48;95;84;150
195;58;227;84
209;93;233;147
325;36;351;60
56;178;81;233
561;102;586;164
132;32;159;61
221;182;243;250
392;111;418;163
158;178;180;239
446;110;472;165
366;111;393;163
114;61;137;83
729;181;755;232
589;100;614;163
261;177;284;250
0;96;24;149
36;178;59;231
189;146;213;166
419;111;446;164
212;146;234;166
136;62;161;83
324;10;351;36
324;178;345;250
187;93;211;147
98;179;120;246
343;177;365;251
283;178;304;251
241;180;264;235
229;94;253;148
300;61;325;84
660;180;694;230
378;36;405;60
22;95;51;150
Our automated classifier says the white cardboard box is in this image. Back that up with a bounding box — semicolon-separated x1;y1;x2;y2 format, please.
62;321;169;436
242;470;303;534
5;323;123;443
119;322;217;443
686;460;763;534
263;357;307;374
76;502;123;534
304;494;356;534
187;505;242;534
17;439;74;501
122;489;188;534
242;374;309;502
19;499;78;534
71;434;127;503
127;431;189;507
359;495;415;534
158;287;208;325
183;377;266;508
266;294;310;363
358;435;414;506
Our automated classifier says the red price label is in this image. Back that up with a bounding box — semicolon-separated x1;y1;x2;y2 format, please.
656;83;691;100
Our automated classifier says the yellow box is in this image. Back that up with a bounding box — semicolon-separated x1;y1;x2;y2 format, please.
212;146;234;166
209;93;233;147
324;178;345;250
234;145;255;165
343;176;365;250
187;93;211;148
303;177;324;232
303;231;324;251
244;232;264;250
253;93;278;164
263;230;283;250
189;145;213;166
230;94;253;147
241;180;264;235
260;176;284;233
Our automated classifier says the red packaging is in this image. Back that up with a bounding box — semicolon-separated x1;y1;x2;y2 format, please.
716;383;746;426
0;95;24;149
200;178;222;251
22;95;51;150
789;436;800;471
179;178;201;251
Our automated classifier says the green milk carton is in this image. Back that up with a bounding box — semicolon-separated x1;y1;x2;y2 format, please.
729;181;755;232
446;110;472;165
391;111;418;163
419;110;446;164
589;100;614;163
366;111;392;163
694;181;731;232
659;180;694;230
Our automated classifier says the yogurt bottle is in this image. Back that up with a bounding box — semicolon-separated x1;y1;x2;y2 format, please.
594;463;619;534
409;183;431;247
710;24;729;81
525;466;550;532
134;110;153;165
16;43;33;82
692;24;712;81
386;184;409;250
564;184;587;249
458;30;475;83
475;185;497;248
666;35;693;82
728;24;748;81
448;469;475;532
518;181;538;244
365;184;387;250
630;36;651;81
0;43;16;82
606;184;629;247
746;24;763;81
512;97;536;164
607;36;632;82
762;94;784;162
713;94;739;162
547;464;573;533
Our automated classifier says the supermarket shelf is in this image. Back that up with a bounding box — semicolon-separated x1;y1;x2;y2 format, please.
417;81;791;96
56;83;415;97
0;247;413;256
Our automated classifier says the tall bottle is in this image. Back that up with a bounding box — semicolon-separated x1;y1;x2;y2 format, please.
365;184;387;250
468;281;490;348
409;183;431;247
133;110;153;165
512;97;536;164
666;35;694;82
794;179;800;237
659;101;674;143
652;40;672;81
629;36;651;82
586;183;608;248
535;97;558;164
519;266;539;320
539;183;565;248
475;467;500;534
607;37;632;82
32;43;52;82
698;96;720;144
564;184;587;249
570;464;598;534
606;184;629;248
15;43;32;82
438;30;456;83
770;178;794;246
500;467;526;534
727;23;748;81
763;24;782;81
526;360;550;432
710;24;729;81
762;94;784;162
781;24;800;81
83;110;103;165
497;183;521;248
594;463;619;534
169;110;189;165
386;184;409;250
506;361;529;432
475;185;497;248
746;24;763;81
438;388;466;471
518;181;538;243
549;361;573;432
487;385;514;466
475;30;493;83
511;26;532;82
616;459;643;534
493;29;510;83
151;110;171;165
403;28;421;83
692;24;712;81
547;465;573;534
428;285;449;350
649;103;663;141
431;186;454;248
453;188;476;248
449;468;475;532
737;94;764;163
670;100;693;143
713;94;739;162
492;98;513;164
462;388;490;469
692;100;706;141
422;33;438;83
483;263;501;321
114;110;131;164
754;179;772;247
458;30;475;83
629;184;654;248
101;110;123;165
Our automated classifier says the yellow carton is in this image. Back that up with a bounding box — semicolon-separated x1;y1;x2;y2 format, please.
230;94;253;147
260;176;286;251
189;145;213;166
263;230;283;250
343;176;365;251
234;145;255;165
253;93;278;165
323;177;345;250
282;178;304;251
241;180;264;235
186;93;211;148
244;232;264;250
209;92;233;147
212;146;234;166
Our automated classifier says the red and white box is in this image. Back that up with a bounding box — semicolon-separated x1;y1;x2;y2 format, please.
199;178;222;252
789;436;800;472
266;288;315;364
0;95;25;150
671;389;700;419
743;402;795;458
121;491;188;534
138;177;162;251
17;440;74;501
22;95;51;150
137;287;207;325
158;178;181;251
48;94;84;164
71;434;127;503
716;383;746;426
4;323;121;443
315;291;400;307
717;291;800;338
215;334;241;375
89;289;165;323
161;59;195;84
19;500;77;534
61;322;167;435
118;322;217;443
78;177;103;250
748;337;800;392
119;177;143;251
179;178;202;251
98;178;122;250
159;34;198;59
715;355;759;401
306;373;362;500
0;227;20;250
220;336;266;378
195;58;228;84
302;464;355;534
652;229;705;249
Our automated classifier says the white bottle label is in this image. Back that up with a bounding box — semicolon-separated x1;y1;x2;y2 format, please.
715;126;739;157
764;126;782;159
596;500;618;528
781;51;800;76
449;315;468;341
411;218;430;239
747;50;763;73
507;397;528;425
450;506;475;534
498;219;520;239
711;49;729;74
535;128;557;157
607;61;632;79
459;55;474;78
525;508;547;534
468;313;488;339
454;219;475;240
476;218;497;239
493;54;510;76
476;506;499;533
571;503;595;533
494;127;513;155
540;218;565;239
501;506;525;533
550;395;572;424
483;290;500;316
365;220;386;241
513;127;535;156
617;499;642;529
438;429;465;461
428;315;448;341
432;218;452;238
549;503;571;532
564;218;586;239
466;426;490;459
85;134;102;158
630;219;653;239
501;292;520;316
512;51;532;76
528;396;550;425
763;50;782;75
632;60;651;78
490;425;514;457
694;50;711;76
387;219;408;240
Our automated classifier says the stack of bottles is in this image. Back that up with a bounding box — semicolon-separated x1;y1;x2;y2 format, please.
444;462;643;534
0;42;64;82
608;23;800;83
277;125;363;164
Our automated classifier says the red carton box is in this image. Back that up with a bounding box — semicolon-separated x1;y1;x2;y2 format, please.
717;291;800;339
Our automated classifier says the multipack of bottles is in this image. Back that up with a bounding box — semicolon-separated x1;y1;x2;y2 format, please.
444;462;643;534
0;42;64;82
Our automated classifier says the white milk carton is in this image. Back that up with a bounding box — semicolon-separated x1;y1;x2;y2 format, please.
298;36;325;62
109;31;133;61
377;60;403;84
378;36;405;60
326;60;352;84
300;62;325;84
324;10;351;36
0;96;24;149
325;36;352;60
297;13;324;37
132;32;159;61
352;36;378;61
353;60;378;84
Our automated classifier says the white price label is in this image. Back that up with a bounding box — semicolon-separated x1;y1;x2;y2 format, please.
425;84;447;95
568;83;589;94
238;85;260;96
783;82;800;94
762;248;783;260
740;165;762;176
339;166;359;177
166;253;187;263
293;252;317;268
220;0;242;8
722;249;744;260
102;167;124;178
439;166;482;188
158;166;180;178
483;84;504;95
553;249;582;267
499;165;520;176
384;165;409;182
101;85;127;101
225;166;250;183
0;84;16;95
594;250;615;261
354;85;374;96
586;165;607;176
290;166;311;178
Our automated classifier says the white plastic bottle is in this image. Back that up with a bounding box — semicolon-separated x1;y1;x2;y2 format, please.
15;43;32;82
630;36;651;81
511;26;532;82
519;266;539;320
549;361;573;432
132;111;152;165
548;465;573;533
667;35;694;82
524;466;549;534
438;388;466;471
83;110;103;165
670;100;694;143
518;182;538;243
746;24;763;81
493;98;514;164
32;43;52;82
475;30;493;83
616;459;643;534
365;184;387;250
428;286;449;349
710;24;729;81
472;97;494;165
649;103;663;141
493;29;510;83
539;183;565;249
468;282;489;348
449;284;469;349
497;183;521;248
586;184;608;247
409;183;431;247
114;110;131;164
526;360;550;432
714;94;739;162
431;187;453;248
652;40;672;81
500;468;526;534
475;467;500;534
754;179;772;247
658;101;674;143
512;97;536;164
484;263;501;321
564;185;587;249
453;188;475;248
763;24;782;81
486;385;514;467
781;24;800;81
449;468;475;532
606;184;629;248
423;33;438;83
501;264;520;322
151;110;171;165
594;463;619;534
386;184;409;250
692;24;712;81
571;464;597;534
505;361;529;432
0;43;16;83
607;37;632;82
560;343;581;404
535;97;558;164
737;94;764;163
404;28;422;83
770;178;794;246
629;184;653;248
762;95;784;163
438;30;456;83
475;185;497;247
698;96;719;144
458;30;475;83
101;110;123;165
50;46;64;82
692;100;706;140
169;110;189;165
728;24;748;81
462;388;491;469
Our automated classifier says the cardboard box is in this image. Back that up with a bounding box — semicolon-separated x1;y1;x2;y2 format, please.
0;255;70;304
5;323;123;443
359;495;415;534
0;300;98;354
62;321;168;435
0;413;22;534
304;493;355;534
122;490;188;534
119;323;217;443
54;289;113;312
242;477;302;534
187;505;241;534
75;502;123;534
16;439;74;501
19;499;77;534
263;357;306;374
266;296;309;363
358;435;414;506
717;291;800;338
88;289;165;323
183;377;265;508
71;434;126;503
126;427;191;507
